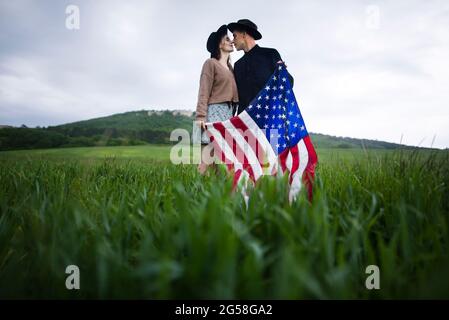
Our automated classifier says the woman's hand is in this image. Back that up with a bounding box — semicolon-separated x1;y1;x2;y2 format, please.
198;121;206;131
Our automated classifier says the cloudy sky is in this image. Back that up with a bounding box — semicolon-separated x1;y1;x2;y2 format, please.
0;0;448;148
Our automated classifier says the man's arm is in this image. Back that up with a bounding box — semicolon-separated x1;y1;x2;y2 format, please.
272;49;294;87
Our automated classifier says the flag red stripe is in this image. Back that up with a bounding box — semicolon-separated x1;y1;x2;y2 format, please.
229;116;268;170
207;134;234;172
289;144;299;185
302;135;318;201
279;148;289;173
213;122;256;182
233;169;243;190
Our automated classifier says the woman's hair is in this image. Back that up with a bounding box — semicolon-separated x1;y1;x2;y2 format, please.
210;35;232;67
210;46;221;60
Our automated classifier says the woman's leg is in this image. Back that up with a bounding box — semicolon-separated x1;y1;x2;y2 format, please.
198;143;215;175
198;103;233;175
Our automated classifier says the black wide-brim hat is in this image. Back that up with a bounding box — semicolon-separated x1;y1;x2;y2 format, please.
206;24;228;53
227;19;262;40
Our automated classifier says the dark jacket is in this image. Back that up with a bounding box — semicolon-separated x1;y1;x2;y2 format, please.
234;45;294;114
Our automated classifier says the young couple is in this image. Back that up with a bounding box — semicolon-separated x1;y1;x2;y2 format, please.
195;19;293;174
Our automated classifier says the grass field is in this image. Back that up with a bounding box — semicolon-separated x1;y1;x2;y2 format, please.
0;144;400;164
0;145;448;299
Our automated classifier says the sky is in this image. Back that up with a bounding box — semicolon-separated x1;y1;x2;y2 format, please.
0;0;448;148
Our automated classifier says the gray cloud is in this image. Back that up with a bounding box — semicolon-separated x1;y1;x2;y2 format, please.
0;0;448;148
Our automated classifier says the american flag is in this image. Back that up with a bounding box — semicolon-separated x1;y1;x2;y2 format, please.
205;64;318;202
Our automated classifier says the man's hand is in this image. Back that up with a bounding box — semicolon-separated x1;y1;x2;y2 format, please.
277;60;293;87
277;60;287;68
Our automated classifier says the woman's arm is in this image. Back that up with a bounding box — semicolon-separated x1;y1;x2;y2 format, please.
196;60;214;124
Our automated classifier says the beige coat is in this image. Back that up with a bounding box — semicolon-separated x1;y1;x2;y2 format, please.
196;58;239;122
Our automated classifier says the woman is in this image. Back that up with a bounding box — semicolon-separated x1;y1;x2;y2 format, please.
195;25;239;174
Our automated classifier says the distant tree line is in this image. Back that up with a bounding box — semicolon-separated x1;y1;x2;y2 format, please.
1;110;419;151
0;127;174;151
0;127;69;151
0;111;197;151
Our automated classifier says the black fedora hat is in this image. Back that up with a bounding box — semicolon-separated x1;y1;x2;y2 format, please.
206;24;228;53
227;19;262;40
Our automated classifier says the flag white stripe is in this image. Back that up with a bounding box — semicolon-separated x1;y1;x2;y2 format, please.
221;121;263;180
289;139;309;202
286;150;293;172
207;126;242;170
239;111;278;173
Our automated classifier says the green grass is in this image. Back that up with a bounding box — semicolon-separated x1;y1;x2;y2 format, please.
0;146;448;299
0;145;172;161
0;144;420;164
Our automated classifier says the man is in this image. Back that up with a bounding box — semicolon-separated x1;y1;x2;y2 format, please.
228;19;294;114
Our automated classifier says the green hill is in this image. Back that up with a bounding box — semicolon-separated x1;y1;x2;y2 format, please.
52;110;194;131
309;133;412;150
47;109;195;145
0;109;424;151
